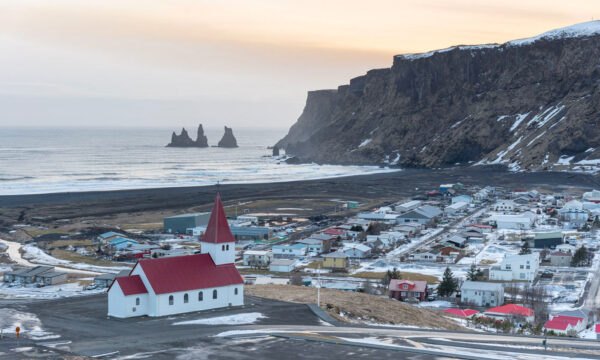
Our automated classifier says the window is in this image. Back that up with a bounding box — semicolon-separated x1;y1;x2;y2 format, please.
222;245;225;251
213;289;217;299
520;273;525;279
198;291;203;301
169;295;174;305
526;265;530;269
184;293;189;303
234;287;238;295
506;264;511;270
226;244;229;250
136;297;140;306
520;265;524;269
403;284;408;289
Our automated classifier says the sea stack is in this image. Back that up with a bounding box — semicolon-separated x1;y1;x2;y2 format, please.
272;146;280;156
166;124;209;147
217;126;238;148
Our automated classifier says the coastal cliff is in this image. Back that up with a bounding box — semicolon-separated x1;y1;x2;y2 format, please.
276;22;600;173
218;126;238;148
167;124;209;147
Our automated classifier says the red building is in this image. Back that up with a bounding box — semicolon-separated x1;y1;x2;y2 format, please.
388;279;428;301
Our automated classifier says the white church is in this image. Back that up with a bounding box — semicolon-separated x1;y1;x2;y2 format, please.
107;193;244;318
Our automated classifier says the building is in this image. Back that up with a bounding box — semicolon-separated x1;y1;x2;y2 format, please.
296;238;326;254
490;215;533;230
236;215;258;224
397;205;442;225
489;253;539;282
94;270;130;288
97;232;125;243
411;249;441;262
269;259;297;273
558;200;589;228
545;315;585;335
3;266;56;284
445;202;468;215
465;224;492;233
272;244;307;258
388;279;428;301
443;308;479;318
596;323;600;340
460;281;504;307
493;200;515;212
230;226;272;241
358;212;399;223
483;304;534;323
242;250;273;267
322;251;349;269
556;309;594;327
109;237;139;250
343;243;371;258
108;193;243;318
163;212;211;234
395;200;422;213
533;232;563;249
583;190;600;203
550;251;572;266
36;271;68;286
452;195;472;204
150;248;195;258
447;235;467;248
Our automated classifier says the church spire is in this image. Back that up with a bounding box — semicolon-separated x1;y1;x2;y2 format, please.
201;192;235;244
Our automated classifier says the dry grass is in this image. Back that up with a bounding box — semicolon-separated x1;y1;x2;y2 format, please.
479;259;497;265
49;239;94;247
350;271;439;283
50;249;124;267
246;284;466;331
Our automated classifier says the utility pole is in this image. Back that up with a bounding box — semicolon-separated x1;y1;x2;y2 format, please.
317;264;321;307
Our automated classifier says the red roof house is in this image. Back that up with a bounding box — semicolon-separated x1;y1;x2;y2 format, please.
595;323;600;339
108;193;244;318
443;308;479;318
388;279;428;302
484;304;535;322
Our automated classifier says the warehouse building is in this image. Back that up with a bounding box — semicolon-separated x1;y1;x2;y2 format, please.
163;212;211;234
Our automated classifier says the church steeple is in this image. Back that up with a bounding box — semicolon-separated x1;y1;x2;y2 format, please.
200;193;235;265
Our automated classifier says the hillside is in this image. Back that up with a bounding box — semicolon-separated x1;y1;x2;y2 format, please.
246;284;466;330
276;21;600;173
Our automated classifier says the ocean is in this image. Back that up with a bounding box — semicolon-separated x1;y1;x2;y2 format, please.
0;127;395;195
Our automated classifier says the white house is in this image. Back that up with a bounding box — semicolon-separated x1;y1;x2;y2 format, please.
489;253;539;282
583;190;600;203
460;281;504;307
272;244;308;258
243;250;273;267
490;214;533;230
445;202;467;215
493;200;516;212
558;200;589;228
296;238;325;254
452;195;472;204
343;243;371;258
269;258;297;272
108;193;244;318
395;200;422;213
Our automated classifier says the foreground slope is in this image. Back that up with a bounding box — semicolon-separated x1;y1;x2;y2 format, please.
277;21;600;172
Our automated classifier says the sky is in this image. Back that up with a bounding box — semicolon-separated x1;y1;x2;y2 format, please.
1;0;599;129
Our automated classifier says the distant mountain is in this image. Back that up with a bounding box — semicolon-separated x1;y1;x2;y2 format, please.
167;124;209;147
276;21;600;173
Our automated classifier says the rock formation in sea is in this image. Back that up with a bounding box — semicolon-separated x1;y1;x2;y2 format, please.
217;126;239;148
166;124;209;147
272;146;280;156
275;21;600;173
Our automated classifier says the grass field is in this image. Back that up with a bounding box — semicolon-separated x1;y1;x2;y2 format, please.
50;248;125;268
350;271;439;283
246;284;465;330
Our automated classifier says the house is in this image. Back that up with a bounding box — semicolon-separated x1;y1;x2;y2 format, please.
3;266;55;284
445;202;468;215
397;205;442;225
109;237;139;250
242;250;273;267
150;248;195;258
447;235;467;248
493;200;516;212
97;232;125;243
550;251;572;266
230;226;272;241
36;271;68;286
460;281;504;307
395;200;422;213
489;215;533;230
269;259;297;273
236;215;258;224
307;233;336;251
533;232;563;249
583;190;600;203
324;228;345;237
556;309;594;327
272;244;307;258
322;251;349;269
483;304;534;323
465;224;492;233
452;195;472;204
558;200;589;228
343;243;371;258
163;212;211;234
107;193;244;318
94;270;130;288
443;308;479;318
596;323;600;340
297;239;325;254
545;315;585;335
489;253;539;282
388;279;428;301
358;212;399;223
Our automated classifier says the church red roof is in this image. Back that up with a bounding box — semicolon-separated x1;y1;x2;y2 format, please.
114;275;148;296
202;193;235;244
137;254;243;294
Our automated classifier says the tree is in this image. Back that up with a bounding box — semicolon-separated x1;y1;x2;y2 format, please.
519;242;531;255
466;264;484;281
438;267;458;297
382;267;401;286
362;281;377;295
571;246;588;267
350;225;364;232
289;272;303;286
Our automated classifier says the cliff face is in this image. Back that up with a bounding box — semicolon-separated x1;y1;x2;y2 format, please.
276;22;600;173
167;124;209;147
218;126;238;148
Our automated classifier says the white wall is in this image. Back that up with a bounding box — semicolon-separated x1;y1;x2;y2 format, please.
201;241;235;265
107;282;149;318
154;284;243;317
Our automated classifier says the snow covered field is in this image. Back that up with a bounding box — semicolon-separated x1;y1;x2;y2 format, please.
0;281;105;299
0;308;60;340
173;312;265;326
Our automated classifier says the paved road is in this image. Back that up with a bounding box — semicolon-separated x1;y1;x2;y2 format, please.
583;255;600;310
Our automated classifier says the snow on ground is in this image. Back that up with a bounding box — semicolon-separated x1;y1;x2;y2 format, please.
358;139;372;148
457;242;517;265
0;281;104;299
21;243;130;274
416;300;452;309
173;312;265;326
0;308;60;340
578;326;598;340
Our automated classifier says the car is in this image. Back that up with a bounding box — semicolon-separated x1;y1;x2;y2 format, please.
86;284;98;290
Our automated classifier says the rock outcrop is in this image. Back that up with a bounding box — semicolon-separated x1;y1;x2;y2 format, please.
218;126;238;148
167;124;209;147
272;146;280;156
276;21;600;173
